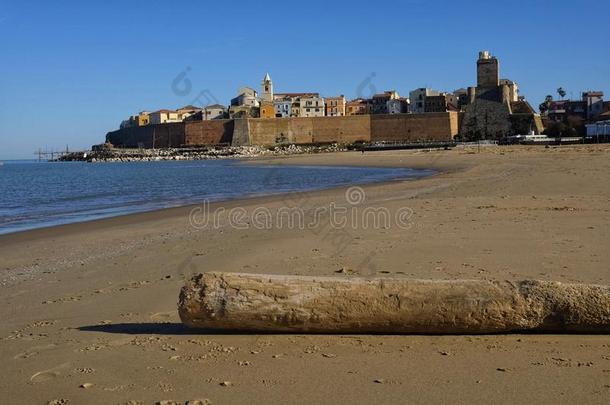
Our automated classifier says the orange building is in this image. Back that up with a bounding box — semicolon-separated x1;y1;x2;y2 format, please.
346;98;370;115
260;101;275;118
325;95;346;116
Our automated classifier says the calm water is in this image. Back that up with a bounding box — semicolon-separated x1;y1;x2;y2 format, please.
0;160;432;235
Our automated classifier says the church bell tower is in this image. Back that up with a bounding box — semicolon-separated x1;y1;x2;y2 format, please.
261;73;273;102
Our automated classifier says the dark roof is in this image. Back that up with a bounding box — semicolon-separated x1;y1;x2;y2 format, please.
178;104;201;110
205;104;226;109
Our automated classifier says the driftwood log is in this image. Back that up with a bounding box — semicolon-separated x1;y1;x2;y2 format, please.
178;272;610;333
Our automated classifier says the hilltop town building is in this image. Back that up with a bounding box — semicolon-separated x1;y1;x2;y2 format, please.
387;98;409;114
203;104;227;120
134;111;150;126
184;104;228;121
149;109;182;125
584;91;605;119
371;91;400;114
299;94;325;117
176;105;202;121
325;96;346;116
260;101;275;118
269;93;319;118
345;98;370;115
425;93;459;113
409;88;441;113
273;98;293;118
231;87;259;107
230;87;260;118
120;111;150;128
453;89;470;110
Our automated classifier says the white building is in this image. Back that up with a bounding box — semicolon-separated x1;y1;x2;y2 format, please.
149;109;181;125
274;98;292;117
231;87;260;107
176;105;202;121
203;104;227;120
299;95;325;117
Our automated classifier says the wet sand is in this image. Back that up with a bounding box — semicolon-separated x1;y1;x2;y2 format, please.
1;145;610;404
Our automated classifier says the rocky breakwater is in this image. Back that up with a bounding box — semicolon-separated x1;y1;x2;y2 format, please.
57;143;347;163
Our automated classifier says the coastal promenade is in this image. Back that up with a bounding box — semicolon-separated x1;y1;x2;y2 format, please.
1;145;610;404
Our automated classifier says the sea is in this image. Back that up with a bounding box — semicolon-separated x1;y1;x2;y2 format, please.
0;160;433;235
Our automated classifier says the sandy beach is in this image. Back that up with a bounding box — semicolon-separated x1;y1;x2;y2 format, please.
1;145;610;404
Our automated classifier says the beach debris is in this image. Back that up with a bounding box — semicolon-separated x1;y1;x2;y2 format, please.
48;400;69;405
374;379;386;384
179;272;610;334
79;382;94;389
219;381;232;387
335;267;354;274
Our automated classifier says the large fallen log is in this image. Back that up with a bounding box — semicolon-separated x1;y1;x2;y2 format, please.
178;272;610;333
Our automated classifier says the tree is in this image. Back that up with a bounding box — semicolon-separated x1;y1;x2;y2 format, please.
539;95;554;114
557;87;566;99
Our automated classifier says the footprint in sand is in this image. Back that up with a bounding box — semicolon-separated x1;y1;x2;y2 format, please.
31;370;60;383
150;311;177;322
108;336;134;347
30;363;70;383
14;343;57;360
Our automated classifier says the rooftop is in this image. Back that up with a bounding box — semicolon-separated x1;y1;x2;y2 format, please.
205;104;226;110
178;105;201;111
275;92;320;98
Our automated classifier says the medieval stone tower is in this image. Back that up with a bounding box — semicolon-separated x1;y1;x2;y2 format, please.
261;73;273;102
476;51;499;89
460;50;543;140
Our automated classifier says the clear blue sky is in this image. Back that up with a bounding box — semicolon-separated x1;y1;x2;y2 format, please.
1;0;608;159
